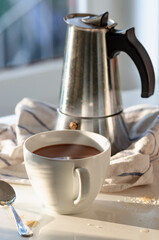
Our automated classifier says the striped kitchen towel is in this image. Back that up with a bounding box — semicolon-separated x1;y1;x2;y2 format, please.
0;98;57;184
101;104;159;192
0;98;159;191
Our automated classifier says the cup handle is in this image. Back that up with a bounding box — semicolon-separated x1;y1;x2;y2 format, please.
74;168;90;205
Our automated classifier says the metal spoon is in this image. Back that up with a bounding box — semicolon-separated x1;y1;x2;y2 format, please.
0;180;33;237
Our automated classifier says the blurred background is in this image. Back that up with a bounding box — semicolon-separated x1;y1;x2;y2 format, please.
0;0;158;116
0;0;68;68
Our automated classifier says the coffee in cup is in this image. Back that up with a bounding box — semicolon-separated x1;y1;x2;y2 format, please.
33;143;101;159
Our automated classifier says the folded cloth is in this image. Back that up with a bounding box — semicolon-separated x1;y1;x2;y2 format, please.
101;105;159;192
0;98;159;192
15;98;57;145
0;162;29;184
0;98;57;183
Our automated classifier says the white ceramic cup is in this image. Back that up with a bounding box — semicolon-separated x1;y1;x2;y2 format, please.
23;130;111;214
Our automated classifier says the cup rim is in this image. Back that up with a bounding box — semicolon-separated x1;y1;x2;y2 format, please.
23;129;111;162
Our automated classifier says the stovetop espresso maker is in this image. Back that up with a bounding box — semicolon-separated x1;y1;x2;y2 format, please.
55;12;155;155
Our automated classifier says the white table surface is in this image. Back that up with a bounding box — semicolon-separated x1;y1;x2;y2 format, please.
0;116;159;239
0;172;159;240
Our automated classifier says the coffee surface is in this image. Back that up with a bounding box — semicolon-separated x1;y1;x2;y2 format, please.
33;144;101;159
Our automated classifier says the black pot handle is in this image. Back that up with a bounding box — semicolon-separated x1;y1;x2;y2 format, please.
106;28;155;98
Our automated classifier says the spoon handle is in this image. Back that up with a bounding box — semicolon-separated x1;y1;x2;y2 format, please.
9;204;33;237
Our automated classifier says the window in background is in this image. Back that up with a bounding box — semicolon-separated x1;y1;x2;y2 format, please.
0;0;69;69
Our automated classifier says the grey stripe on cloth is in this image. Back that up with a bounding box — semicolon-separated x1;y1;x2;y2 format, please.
118;172;143;177
21;108;51;131
17;124;36;135
34;100;57;111
0;156;11;166
0;128;8;135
